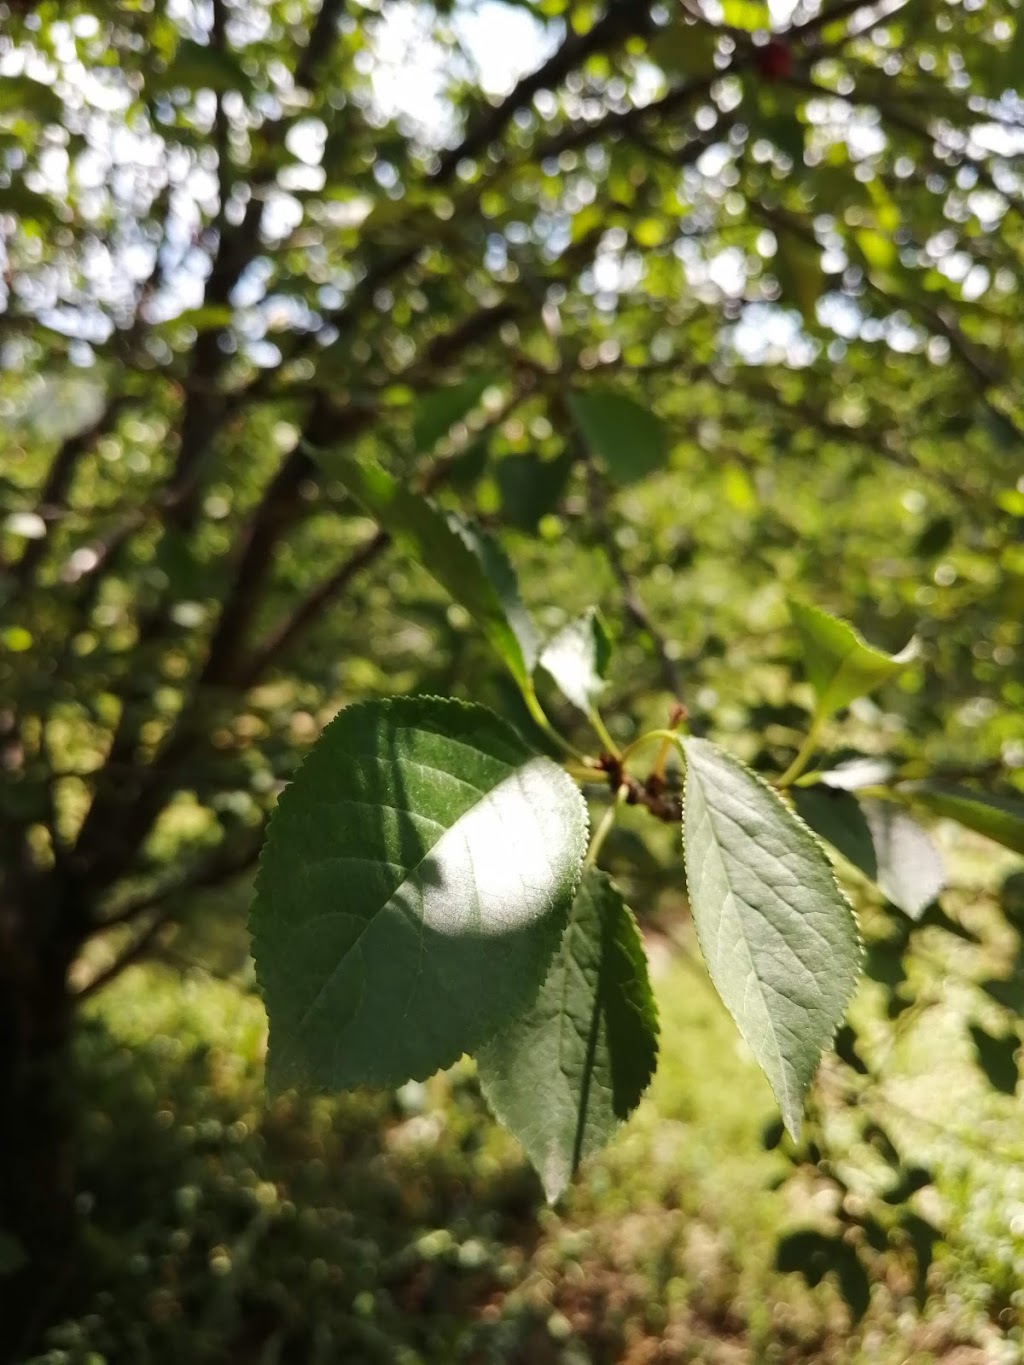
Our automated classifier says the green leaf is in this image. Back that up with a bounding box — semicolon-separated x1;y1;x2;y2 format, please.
969;1025;1019;1096
413;376;494;452
648;23;717;77
154;39;248;93
682;738;861;1138
861;800;944;920
794;788;943;920
250;698;588;1093
816;758;895;791
722;0;770;30
567;390;668;484
313;455;537;691
912;515;954;558
902;785;1024;857
477;869;659;1203
1000;13;1024;94
788;599;918;720
496;450;572;531
540;608;612;716
773;226;824;325
792;787;877;880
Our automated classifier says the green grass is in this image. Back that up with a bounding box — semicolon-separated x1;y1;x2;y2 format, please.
31;876;1021;1365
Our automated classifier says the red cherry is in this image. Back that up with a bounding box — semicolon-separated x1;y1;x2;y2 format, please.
755;39;793;82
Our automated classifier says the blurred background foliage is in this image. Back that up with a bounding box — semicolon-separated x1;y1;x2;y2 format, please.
1;0;1023;1358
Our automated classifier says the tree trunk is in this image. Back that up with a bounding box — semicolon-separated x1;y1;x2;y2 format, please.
0;884;80;1363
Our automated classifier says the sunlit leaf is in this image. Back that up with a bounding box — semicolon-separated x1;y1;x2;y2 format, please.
722;0;770;31
682;738;860;1137
251;698;588;1091
861;800;944;921
540;607;612;716
788;599;918;720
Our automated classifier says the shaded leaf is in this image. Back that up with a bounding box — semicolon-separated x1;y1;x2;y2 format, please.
861;800;944;921
477;869;658;1202
540;607;613;716
648;23;717;76
497;450;572;531
250;698;588;1092
903;785;1024;857
567;389;668;484
413;375;494;452
682;738;861;1137
773;225;824;325
792;787;877;880
313;455;537;690
153;39;248;93
788;599;918;720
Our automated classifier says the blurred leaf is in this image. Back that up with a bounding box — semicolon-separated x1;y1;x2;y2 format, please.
540;607;612;716
250;697;587;1091
793;787;877;879
1000;13;1024;92
902;785;1024;856
496;449;572;530
313;454;537;690
152;40;248;93
788;599;918;720
567;389;668;484
969;1025;1019;1095
648;23;717;76
723;0;770;30
773;226;824;325
816;758;897;791
477;869;658;1202
413;376;494;452
682;738;860;1138
861;800;944;921
0;75;63;124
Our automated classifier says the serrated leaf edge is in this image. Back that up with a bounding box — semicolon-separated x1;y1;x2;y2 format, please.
681;739;863;1137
